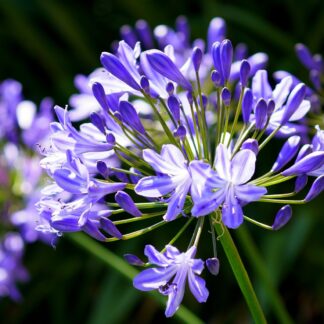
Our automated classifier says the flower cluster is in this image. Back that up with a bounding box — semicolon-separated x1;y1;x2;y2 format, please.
0;79;56;300
33;17;324;316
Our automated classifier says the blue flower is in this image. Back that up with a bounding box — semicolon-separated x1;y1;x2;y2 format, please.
192;144;267;228
133;244;208;317
135;144;193;221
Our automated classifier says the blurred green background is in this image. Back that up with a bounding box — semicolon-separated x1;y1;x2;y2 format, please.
0;0;324;323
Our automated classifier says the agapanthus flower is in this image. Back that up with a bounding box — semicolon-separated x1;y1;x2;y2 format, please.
133;244;208;317
191;144;267;228
0;233;29;301
34;16;323;316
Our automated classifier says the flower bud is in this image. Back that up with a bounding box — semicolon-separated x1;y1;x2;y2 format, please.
272;205;292;230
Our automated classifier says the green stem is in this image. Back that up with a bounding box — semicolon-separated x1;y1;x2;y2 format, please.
213;217;267;323
68;233;203;324
236;226;294;324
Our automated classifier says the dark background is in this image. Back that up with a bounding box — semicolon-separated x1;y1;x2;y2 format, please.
0;0;324;323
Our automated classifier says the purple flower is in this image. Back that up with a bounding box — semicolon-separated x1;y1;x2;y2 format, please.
0;233;29;301
250;70;310;136
133;244;208;317
135;145;193;221
192;144;267;228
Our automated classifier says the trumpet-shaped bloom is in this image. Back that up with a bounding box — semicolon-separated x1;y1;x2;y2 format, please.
133;245;208;317
192;144;267;228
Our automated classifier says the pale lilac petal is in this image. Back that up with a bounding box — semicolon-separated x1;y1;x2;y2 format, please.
252;70;272;100
163;181;191;221
135;176;175;197
234;184;267;203
191;259;204;274
272;76;293;109
165;268;187;317
144;245;170;266
161;144;186;169
133;267;177;291
142;148;180;174
188;271;209;303
222;190;244;228
165;245;180;259
191;189;225;217
231;149;256;184
215;144;231;180
288;100;310;121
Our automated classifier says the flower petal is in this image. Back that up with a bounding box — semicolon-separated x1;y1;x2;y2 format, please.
133;267;176;291
231;149;256;184
235;184;267;203
144;245;170;266
214;144;231;181
188;270;209;303
135;176;175;197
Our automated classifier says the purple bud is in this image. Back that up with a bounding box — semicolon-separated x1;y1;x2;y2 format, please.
119;101;146;134
166;82;174;95
92;82;109;111
242;88;253;124
167;95;181;122
176;16;190;46
294;174;308;193
221;40;233;83
211;70;222;87
100;52;141;91
221;87;231;106
106;133;116;145
115;191;142;217
234;43;248;61
304;175;324;202
310;70;321;91
146;50;192;91
135;20;153;49
207;17;226;51
129;168;142;184
200;94;208;109
280;83;306;125
255;99;267;130
192;47;203;72
272;205;292;230
206;257;220;276
100;218;123;239
90;113;106;134
97;161;110;179
120;25;137;48
173;125;186;139
313;54;323;72
212;42;224;85
295;43;316;70
140;76;150;93
240;60;251;87
241;139;259;155
271;136;301;172
282;151;324;176
124;253;145;266
186;91;193;105
267;99;275;116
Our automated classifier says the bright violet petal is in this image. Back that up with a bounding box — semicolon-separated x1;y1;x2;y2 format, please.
115;191;142;217
100;52;141;91
271;136;301;172
304;176;324;202
272;205;292;230
282;151;324;176
145;49;192;91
